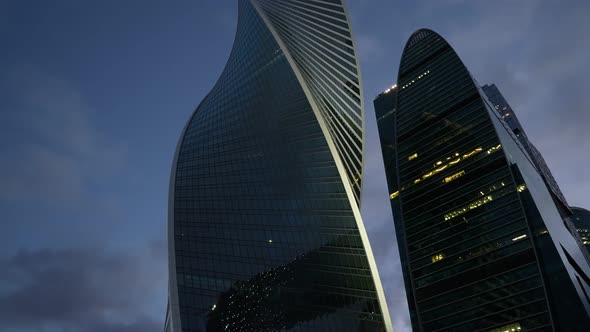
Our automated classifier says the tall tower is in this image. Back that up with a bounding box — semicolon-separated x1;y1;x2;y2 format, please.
374;28;590;331
481;83;570;214
165;1;391;331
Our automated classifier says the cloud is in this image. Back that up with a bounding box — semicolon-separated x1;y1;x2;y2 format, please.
0;246;164;332
442;0;590;207
0;66;127;207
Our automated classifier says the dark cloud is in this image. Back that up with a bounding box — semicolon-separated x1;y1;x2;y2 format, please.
0;247;164;332
76;318;161;332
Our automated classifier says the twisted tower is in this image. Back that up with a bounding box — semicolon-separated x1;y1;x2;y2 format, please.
165;1;391;331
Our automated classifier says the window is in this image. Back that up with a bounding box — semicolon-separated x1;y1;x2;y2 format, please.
431;253;445;263
490;323;521;332
443;170;465;183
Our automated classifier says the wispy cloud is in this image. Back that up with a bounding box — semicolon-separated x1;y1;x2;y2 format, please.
0;66;127;207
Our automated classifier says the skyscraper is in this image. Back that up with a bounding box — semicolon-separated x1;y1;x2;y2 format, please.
480;84;590;261
165;1;391;331
480;84;525;142
572;207;590;254
374;28;590;331
481;84;570;214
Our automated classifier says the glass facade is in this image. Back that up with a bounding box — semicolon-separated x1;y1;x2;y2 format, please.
166;1;390;331
374;28;590;331
573;207;590;254
481;84;570;214
480;84;526;144
255;0;366;204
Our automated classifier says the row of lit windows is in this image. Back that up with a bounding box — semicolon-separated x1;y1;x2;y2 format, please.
443;180;510;221
443;170;465;183
396;99;494;162
401;70;431;89
429;233;528;265
391;144;503;200
397;63;473;131
407;199;522;258
383;84;397;94
444;195;493;221
490;322;521;332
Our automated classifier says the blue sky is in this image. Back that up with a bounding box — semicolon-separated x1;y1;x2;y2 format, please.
1;1;589;331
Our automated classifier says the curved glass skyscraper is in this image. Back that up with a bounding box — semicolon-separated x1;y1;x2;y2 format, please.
165;1;391;331
375;29;590;331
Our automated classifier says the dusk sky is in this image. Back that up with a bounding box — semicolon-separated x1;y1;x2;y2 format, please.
1;1;589;331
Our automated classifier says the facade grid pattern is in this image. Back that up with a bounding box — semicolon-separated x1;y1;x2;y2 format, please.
166;1;389;331
375;29;590;331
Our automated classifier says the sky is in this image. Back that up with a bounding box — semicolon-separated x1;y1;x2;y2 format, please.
1;0;589;331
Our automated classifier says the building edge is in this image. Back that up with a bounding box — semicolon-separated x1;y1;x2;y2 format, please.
340;0;367;208
167;92;213;332
249;1;393;330
166;0;393;330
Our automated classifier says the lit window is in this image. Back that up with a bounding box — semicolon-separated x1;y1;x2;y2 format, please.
408;152;418;161
443;170;466;183
401;70;431;89
463;147;482;158
390;191;399;200
431;253;445;263
516;184;527;192
384;84;397;94
490;322;521;332
444;195;494;221
434;165;448;174
408;147;483;188
486;144;502;154
512;234;527;241
448;157;461;165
